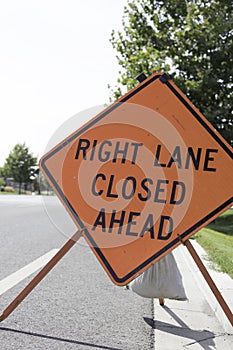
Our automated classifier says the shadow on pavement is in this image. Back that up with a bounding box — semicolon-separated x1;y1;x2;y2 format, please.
0;326;123;350
144;305;216;350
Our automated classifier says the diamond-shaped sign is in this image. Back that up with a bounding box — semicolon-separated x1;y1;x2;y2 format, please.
40;73;233;286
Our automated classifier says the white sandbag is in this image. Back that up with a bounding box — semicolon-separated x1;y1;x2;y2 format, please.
131;252;187;300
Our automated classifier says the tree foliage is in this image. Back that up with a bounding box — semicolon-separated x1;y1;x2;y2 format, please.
3;143;38;194
33;171;53;195
110;0;233;145
0;167;4;177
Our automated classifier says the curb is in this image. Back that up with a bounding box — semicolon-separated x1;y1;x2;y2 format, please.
178;240;233;334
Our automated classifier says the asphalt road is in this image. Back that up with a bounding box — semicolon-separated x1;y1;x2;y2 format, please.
0;195;154;350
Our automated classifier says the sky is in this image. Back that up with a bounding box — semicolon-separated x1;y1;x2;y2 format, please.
0;0;127;166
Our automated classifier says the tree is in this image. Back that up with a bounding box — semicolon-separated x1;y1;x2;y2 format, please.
3;143;38;194
0;167;4;179
0;178;5;190
0;167;5;191
110;0;233;146
33;171;53;195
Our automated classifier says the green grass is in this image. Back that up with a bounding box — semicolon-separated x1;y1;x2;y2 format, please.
0;191;18;195
207;209;233;236
194;209;233;278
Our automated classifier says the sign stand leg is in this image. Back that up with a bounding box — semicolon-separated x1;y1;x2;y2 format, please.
184;239;233;327
0;230;82;322
159;298;165;306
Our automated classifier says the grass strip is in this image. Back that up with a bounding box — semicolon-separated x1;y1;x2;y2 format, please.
194;210;233;279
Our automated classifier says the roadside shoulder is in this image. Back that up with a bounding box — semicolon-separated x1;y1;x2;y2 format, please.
177;240;233;334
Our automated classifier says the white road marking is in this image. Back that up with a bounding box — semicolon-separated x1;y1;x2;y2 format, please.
0;249;59;295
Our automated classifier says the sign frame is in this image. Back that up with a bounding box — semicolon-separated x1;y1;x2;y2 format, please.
40;73;233;286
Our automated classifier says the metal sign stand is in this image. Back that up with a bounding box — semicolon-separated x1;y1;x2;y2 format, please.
0;235;232;327
183;239;233;327
0;230;82;322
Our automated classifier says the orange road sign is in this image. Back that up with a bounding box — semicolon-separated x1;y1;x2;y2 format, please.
40;73;233;286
